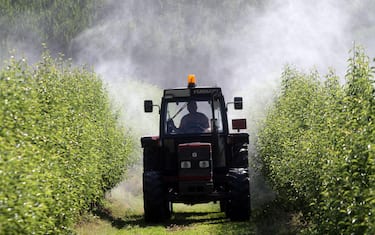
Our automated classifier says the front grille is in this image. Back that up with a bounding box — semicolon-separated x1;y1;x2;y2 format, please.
178;143;213;195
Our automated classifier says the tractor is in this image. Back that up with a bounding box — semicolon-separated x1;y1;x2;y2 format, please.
141;74;250;222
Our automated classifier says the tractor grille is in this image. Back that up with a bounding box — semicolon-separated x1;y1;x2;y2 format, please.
178;143;213;195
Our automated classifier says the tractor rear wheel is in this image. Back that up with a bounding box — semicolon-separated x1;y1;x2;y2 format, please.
220;200;227;212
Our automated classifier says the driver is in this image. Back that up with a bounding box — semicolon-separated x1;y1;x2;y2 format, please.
167;101;209;133
179;101;209;133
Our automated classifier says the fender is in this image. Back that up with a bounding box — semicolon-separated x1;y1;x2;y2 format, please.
227;133;249;168
141;136;162;171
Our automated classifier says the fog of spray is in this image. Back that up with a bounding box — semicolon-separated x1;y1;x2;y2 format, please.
69;0;375;209
2;0;374;210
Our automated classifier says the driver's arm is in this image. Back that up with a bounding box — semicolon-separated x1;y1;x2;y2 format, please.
179;116;188;131
202;114;210;132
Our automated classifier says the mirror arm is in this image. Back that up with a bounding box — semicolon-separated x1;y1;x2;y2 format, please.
225;101;234;111
154;105;161;114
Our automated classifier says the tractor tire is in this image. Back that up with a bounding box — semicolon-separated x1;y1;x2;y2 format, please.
226;168;250;221
220;200;227;212
231;148;249;168
143;171;171;222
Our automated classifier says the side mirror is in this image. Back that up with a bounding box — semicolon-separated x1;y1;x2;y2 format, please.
144;100;153;112
234;97;243;110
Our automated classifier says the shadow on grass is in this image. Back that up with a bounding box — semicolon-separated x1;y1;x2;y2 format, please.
251;200;306;235
93;207;227;230
171;211;226;225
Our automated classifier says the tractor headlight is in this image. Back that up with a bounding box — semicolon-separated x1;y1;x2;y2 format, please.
199;160;210;168
180;161;191;169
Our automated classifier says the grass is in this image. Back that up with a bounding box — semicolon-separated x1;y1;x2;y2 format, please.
74;167;301;235
75;202;256;235
85;166;254;234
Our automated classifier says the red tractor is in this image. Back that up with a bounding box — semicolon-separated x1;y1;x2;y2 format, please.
141;75;250;222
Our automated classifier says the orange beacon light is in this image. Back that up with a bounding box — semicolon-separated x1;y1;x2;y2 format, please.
187;74;196;88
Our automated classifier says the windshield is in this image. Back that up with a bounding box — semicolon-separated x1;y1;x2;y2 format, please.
164;99;223;134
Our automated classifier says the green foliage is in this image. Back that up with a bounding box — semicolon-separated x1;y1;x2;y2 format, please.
0;53;133;234
0;0;103;50
257;47;374;234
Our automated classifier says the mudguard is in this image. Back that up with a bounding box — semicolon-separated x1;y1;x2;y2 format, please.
141;136;162;171
227;133;249;168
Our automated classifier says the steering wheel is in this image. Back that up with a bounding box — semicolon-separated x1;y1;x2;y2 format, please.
181;122;206;133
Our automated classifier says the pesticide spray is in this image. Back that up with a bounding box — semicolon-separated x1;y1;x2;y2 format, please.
69;0;375;211
1;0;374;212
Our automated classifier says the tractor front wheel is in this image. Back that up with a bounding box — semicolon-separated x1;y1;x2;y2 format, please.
143;171;171;222
226;168;250;221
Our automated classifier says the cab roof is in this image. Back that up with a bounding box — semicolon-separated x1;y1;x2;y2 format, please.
163;87;223;99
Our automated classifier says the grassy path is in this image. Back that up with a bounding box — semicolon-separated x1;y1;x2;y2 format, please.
75;168;298;235
76;203;256;235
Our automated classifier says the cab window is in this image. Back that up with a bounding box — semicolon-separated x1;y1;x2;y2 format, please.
165;100;212;134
